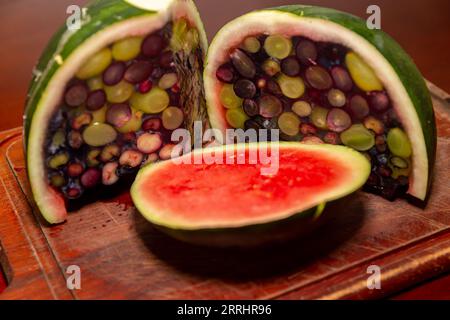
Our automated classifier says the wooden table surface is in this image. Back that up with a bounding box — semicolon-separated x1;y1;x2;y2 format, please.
0;0;449;299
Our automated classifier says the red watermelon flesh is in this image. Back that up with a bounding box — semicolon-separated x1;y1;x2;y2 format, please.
132;143;370;233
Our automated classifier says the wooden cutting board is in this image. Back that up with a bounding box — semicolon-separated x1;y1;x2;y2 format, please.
0;82;449;300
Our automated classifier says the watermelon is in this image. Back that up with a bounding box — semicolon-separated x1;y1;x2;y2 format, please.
204;5;437;202
131;143;371;247
24;0;208;224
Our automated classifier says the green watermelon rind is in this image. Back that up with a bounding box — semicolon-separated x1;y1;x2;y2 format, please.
131;143;371;246
155;205;324;247
24;0;207;224
204;5;437;202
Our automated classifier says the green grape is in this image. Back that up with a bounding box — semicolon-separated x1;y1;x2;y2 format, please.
82;123;118;147
220;84;243;109
130;87;170;114
112;37;143;61
387;128;412;158
340;124;375;151
277;74;305;99
76;48;112;80
264;35;292;59
278;112;300;136
226;108;248;129
104;80;134;103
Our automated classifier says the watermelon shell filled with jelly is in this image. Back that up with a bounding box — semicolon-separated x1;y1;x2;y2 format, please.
204;5;437;203
24;0;208;224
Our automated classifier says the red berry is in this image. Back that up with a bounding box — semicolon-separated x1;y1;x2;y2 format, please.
139;80;153;93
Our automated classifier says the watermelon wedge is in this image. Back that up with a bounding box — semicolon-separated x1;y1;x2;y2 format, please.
131;143;371;247
204;5;437;202
24;0;208;224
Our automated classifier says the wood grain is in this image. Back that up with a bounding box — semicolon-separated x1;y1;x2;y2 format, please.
0;128;73;300
393;273;450;300
0;246;6;293
0;88;448;300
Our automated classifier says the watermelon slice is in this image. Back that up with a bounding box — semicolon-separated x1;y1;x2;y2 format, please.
24;0;208;224
204;5;437;202
131;143;371;247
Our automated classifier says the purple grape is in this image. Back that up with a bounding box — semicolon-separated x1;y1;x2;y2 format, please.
305;66;333;90
103;62;126;86
86;89;106;111
258;95;283;118
369;91;390;113
243;99;259;117
142;34;165;57
216;64;235;83
65;84;88;107
327;108;352;133
106;104;132;128
281;57;301;76
331;66;353;92
296;39;318;65
265;79;282;96
348;95;370;120
233;79;256;99
230;49;256;79
124;61;153;84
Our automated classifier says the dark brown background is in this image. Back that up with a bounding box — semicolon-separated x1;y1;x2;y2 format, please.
0;0;449;299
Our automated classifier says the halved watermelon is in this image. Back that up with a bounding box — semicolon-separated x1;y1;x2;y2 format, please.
204;5;437;202
131;143;371;247
24;0;208;224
